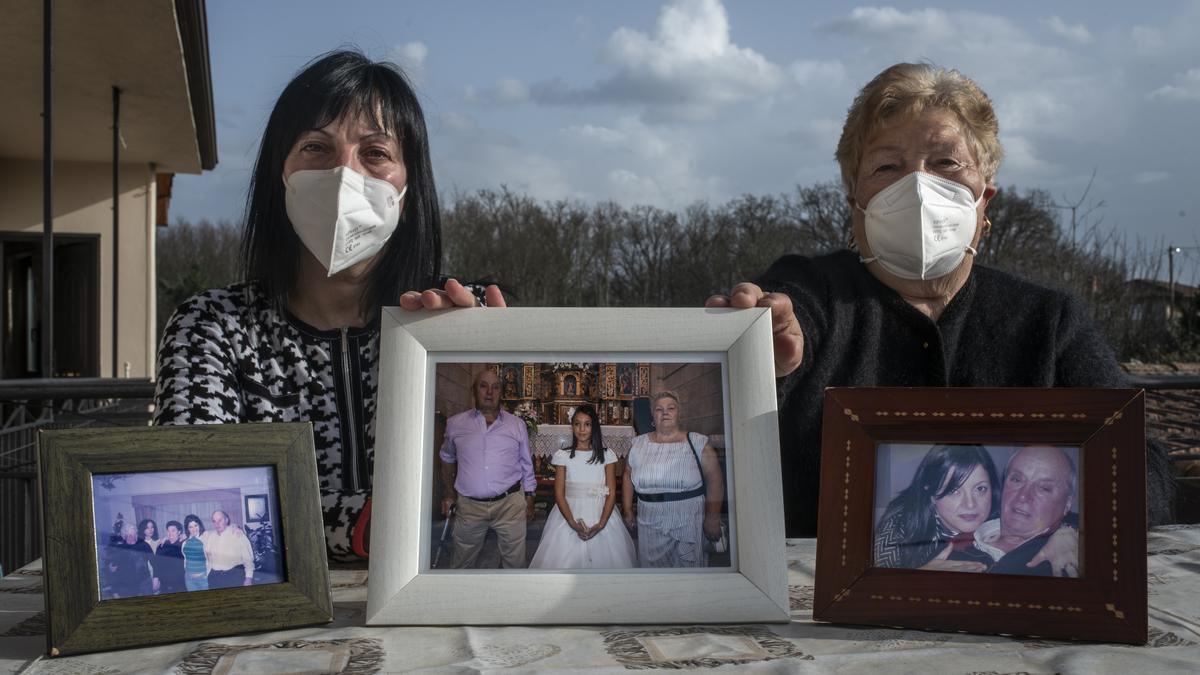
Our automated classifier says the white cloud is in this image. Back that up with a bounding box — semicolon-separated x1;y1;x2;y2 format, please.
559;116;724;206
606;168;665;205
1130;25;1165;55
995;134;1054;177
821;6;954;39
999;89;1072;134
787;60;846;86
1135;171;1170;184
819;6;1069;77
437;111;476;133
494;78;530;104
1043;16;1093;45
389;41;428;81
524;0;784;119
461;78;531;105
1151;68;1200;101
433;119;574;202
570;124;626;146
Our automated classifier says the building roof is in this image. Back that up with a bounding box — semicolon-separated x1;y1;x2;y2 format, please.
1126;278;1200;300
0;0;217;173
1124;362;1200;479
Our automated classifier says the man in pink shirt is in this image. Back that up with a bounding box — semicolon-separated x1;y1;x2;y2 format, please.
439;369;537;568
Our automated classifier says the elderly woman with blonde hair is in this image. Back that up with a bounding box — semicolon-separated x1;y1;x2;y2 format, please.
708;62;1176;537
622;391;724;567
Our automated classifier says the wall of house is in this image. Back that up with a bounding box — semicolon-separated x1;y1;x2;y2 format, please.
650;362;724;438
0;157;157;377
436;363;492;419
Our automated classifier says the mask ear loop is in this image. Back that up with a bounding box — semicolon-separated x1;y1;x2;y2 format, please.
850;198;878;265
964;214;990;258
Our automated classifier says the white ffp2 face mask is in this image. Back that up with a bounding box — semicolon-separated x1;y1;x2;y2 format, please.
284;166;406;276
857;171;982;281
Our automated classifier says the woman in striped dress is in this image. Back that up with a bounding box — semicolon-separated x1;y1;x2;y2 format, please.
181;515;210;592
622;391;725;567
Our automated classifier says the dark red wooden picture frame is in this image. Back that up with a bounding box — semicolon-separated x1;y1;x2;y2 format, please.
813;388;1147;644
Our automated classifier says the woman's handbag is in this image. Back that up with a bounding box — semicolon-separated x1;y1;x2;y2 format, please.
686;433;728;553
705;522;729;554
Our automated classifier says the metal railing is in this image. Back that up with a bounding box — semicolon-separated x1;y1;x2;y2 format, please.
0;378;155;575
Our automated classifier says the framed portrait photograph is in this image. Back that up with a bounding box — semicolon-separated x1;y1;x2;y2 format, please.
367;307;788;625
39;423;333;656
813;388;1147;644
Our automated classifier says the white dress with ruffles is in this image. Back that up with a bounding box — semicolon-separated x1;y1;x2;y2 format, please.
529;449;636;569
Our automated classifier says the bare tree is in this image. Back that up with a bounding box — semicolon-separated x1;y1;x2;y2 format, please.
156;218;242;340
430;181;1195;361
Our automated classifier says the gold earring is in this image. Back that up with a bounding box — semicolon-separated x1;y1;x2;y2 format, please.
982;217;993;236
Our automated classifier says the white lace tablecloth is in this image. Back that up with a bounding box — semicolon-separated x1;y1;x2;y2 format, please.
4;526;1200;673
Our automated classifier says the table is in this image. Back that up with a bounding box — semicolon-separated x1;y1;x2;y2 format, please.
3;527;1200;673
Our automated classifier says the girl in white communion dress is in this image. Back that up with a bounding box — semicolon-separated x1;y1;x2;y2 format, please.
529;404;637;569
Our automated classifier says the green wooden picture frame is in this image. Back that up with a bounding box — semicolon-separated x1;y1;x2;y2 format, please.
38;423;333;657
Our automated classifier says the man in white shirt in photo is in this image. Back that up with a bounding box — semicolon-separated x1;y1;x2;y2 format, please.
205;510;255;588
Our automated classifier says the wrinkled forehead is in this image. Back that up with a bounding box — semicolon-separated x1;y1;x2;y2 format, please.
862;108;971;158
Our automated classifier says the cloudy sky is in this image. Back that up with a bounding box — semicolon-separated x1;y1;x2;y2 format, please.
174;0;1200;283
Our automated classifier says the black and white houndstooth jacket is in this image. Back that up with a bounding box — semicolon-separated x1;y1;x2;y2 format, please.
154;281;418;560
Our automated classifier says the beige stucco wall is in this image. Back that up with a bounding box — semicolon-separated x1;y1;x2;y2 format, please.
0;157;157;377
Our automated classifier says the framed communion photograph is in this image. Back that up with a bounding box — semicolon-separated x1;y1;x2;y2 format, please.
813;388;1147;644
38;423;333;656
366;307;788;625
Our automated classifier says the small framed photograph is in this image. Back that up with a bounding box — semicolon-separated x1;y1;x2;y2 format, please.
39;423;333;656
813;388;1147;644
367;307;788;625
244;493;270;523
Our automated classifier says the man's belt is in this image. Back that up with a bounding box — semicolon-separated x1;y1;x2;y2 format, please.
465;482;522;502
635;486;704;503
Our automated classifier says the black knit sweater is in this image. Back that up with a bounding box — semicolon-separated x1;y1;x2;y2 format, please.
758;250;1175;536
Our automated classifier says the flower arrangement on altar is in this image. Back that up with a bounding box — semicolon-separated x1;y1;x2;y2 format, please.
513;400;539;436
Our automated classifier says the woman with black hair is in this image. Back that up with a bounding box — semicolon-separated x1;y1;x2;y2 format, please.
138;518;160;554
181;515;209;591
153;49;503;560
154;520;187;594
528;404;636;569
873;445;1000;572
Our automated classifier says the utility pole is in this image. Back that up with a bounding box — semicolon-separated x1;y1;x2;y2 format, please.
1168;245;1181;321
1052;167;1102;250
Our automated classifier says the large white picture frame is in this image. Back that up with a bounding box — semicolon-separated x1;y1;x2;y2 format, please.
366;307;787;624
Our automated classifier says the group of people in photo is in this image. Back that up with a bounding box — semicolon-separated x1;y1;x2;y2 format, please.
438;369;726;569
101;510;256;600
